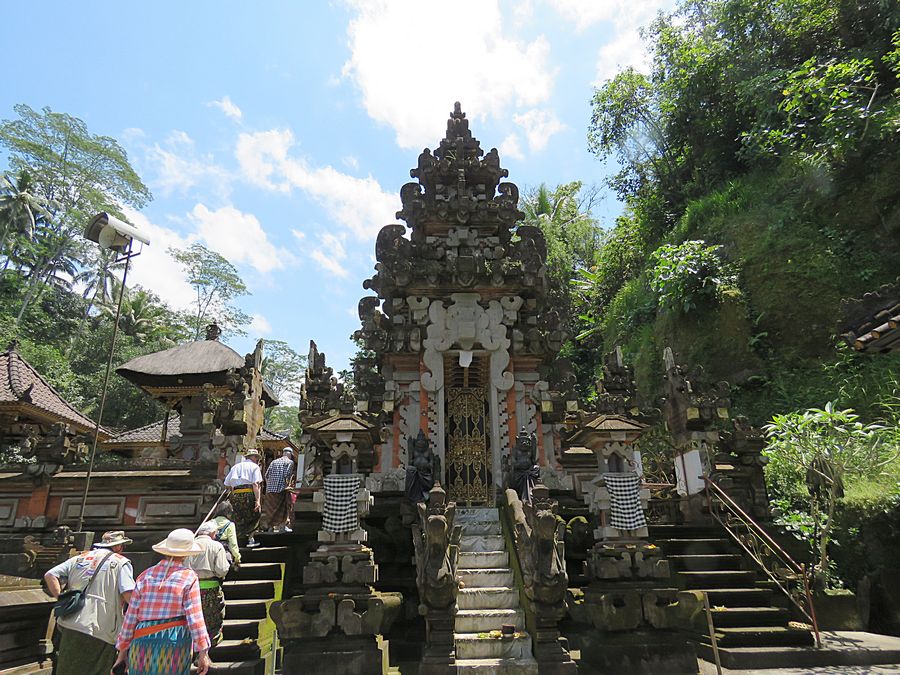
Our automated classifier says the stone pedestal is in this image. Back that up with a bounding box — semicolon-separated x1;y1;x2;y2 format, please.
271;584;403;675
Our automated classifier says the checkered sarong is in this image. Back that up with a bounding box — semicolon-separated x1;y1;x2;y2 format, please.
322;474;360;533
603;472;647;531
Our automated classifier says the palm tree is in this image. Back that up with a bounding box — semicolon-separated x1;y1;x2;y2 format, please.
100;282;186;344
0;171;49;253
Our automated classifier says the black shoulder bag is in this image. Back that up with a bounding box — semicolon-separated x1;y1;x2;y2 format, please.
54;549;116;618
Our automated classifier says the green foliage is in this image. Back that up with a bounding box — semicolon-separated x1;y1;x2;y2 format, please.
764;403;897;581
261;340;307;405
169;243;251;339
648;240;739;313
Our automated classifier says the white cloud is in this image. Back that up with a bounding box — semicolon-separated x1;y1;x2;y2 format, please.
500;134;525;161
513;109;565;153
547;0;618;30
342;0;556;149
310;232;349;278
145;130;231;198
546;0;675;83
188;203;288;274
209;95;243;121
342;155;359;170
120;207;196;312
236;129;397;239
249;313;272;335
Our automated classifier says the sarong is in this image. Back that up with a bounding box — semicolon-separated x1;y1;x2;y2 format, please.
603;472;647;530
127;617;191;675
230;487;260;541
323;474;360;533
56;626;117;675
263;490;290;530
199;581;225;645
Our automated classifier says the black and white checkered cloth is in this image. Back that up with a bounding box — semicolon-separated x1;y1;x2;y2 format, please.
603;472;647;531
322;474;360;533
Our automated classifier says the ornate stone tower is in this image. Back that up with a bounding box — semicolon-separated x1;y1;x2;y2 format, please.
355;103;569;505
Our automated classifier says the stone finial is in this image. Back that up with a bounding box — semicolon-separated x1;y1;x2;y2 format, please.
205;322;222;341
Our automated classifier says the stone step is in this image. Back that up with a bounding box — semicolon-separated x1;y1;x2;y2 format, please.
207;659;267;675
239;546;290;563
223;579;277;600
459;568;514;588
707;606;789;627
209;639;261;661
458;587;519;610
460;535;505;553
455;657;539;674
456;508;500;523
668;554;743;572
655;538;734;555
703;587;773;607
707;626;814;648
228;562;284;581
222;619;260;640
455;609;525;633
460;520;503;536
696;632;900;670
679;570;757;589
455;633;532;660
225;599;269;620
459;551;509;569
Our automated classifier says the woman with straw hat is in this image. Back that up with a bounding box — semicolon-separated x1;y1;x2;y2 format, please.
111;529;210;675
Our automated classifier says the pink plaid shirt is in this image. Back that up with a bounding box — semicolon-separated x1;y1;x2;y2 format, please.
116;558;210;652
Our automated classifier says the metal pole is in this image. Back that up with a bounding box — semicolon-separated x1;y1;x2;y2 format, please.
75;244;133;534
703;591;723;675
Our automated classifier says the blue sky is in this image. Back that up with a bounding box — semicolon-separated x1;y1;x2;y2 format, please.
1;0;673;377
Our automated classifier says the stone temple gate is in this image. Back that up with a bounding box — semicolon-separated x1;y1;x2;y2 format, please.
352;103;567;506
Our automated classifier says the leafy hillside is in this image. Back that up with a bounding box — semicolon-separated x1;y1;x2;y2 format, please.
574;0;900;426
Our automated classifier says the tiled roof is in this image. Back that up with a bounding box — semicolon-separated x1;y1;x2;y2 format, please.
0;346;100;433
841;279;900;353
105;415;295;448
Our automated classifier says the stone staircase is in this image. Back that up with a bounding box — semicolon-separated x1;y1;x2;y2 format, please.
652;525;815;669
208;545;288;675
454;507;538;674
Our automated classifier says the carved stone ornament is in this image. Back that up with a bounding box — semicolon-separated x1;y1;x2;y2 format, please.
421;293;512;392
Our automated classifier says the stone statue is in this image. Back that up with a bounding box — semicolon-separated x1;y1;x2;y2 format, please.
411;485;459;611
505;428;540;503
404;430;441;503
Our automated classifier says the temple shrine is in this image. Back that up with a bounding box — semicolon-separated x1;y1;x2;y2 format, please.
1;104;900;675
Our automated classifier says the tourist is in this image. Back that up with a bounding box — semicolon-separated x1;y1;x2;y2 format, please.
263;447;295;533
111;528;210;675
223;448;263;547
209;500;241;567
44;531;135;675
184;522;230;646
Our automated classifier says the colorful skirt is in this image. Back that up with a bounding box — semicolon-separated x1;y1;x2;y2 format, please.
263;490;290;529
127;617;191;675
199;581;225;645
231;487;260;541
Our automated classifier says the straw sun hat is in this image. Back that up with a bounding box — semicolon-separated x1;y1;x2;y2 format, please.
152;528;203;557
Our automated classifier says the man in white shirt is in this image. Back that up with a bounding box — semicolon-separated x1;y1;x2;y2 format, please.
184;522;231;645
44;531;135;675
223;448;263;547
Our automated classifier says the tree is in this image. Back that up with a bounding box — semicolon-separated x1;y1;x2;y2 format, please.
0;104;151;322
764;403;895;584
0;171;48;252
260;340;306;404
169;243;251;339
99;282;189;344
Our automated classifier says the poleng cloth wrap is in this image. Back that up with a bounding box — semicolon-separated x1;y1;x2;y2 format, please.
322;474;361;533
602;472;647;531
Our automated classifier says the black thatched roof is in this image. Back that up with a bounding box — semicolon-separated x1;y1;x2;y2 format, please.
116;339;244;378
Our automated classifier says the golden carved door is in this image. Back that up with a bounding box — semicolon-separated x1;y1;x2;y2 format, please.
446;386;491;505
